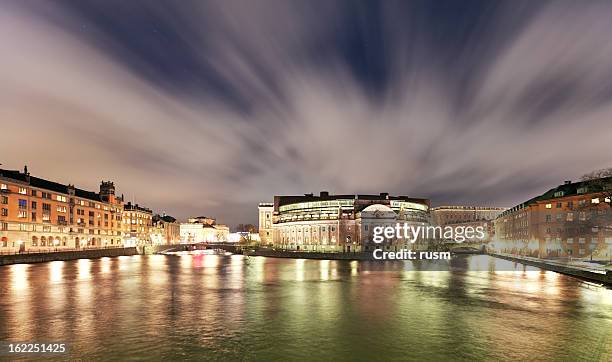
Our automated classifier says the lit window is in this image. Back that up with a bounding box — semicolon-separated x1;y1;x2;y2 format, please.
18;188;27;194
591;198;600;204
0;184;7;190
545;204;552;209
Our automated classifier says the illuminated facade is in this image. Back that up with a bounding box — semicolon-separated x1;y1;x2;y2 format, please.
0;167;124;251
494;178;612;259
122;202;152;246
431;206;507;241
431;206;506;226
180;216;230;243
261;192;430;252
258;203;273;244
151;214;181;245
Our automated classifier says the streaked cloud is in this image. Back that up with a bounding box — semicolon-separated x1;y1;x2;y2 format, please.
1;1;611;225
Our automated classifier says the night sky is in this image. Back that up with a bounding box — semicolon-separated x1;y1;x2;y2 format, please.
1;1;612;226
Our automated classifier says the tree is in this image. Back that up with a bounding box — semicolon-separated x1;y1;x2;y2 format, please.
236;224;257;233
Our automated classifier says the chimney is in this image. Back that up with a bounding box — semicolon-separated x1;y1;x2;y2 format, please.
320;191;329;197
380;192;389;199
564;180;571;185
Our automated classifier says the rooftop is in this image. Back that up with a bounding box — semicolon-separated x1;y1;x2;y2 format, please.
498;176;612;218
0;167;115;203
274;192;429;208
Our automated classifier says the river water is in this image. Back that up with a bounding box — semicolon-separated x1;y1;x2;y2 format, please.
0;254;610;361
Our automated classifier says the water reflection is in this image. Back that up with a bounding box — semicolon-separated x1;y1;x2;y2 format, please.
0;255;610;360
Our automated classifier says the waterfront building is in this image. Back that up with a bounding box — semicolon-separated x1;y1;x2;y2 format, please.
180;216;230;243
122;202;153;246
431;206;507;241
431;206;506;226
259;192;430;252
151;214;181;245
0;166;124;251
494;178;612;259
258;203;273;244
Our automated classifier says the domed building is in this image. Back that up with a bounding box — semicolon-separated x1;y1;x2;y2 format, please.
259;192;430;252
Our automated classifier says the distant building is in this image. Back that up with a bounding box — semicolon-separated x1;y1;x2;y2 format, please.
180;216;229;243
259;192;430;252
123;202;153;246
1;166;124;251
494;178;612;259
431;206;506;226
151;214;181;245
431;206;507;241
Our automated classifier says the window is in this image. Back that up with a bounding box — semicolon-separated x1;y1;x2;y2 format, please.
1;196;7;204
0;184;7;190
577;187;588;194
56;206;67;213
566;212;574;221
579;238;585;244
19;223;28;231
545;203;552;209
18;199;27;209
556;202;562;208
567;201;573;208
545;215;552;222
56;195;67;202
1;208;8;216
18;210;27;218
31;201;37;209
591;198;600;204
567;238;573;244
31;190;37;197
18;187;27;195
32;212;37;221
579;212;586;221
42;203;51;211
553;191;564;197
0;222;7;230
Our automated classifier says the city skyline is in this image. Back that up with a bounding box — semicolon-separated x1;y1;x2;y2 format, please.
2;1;612;225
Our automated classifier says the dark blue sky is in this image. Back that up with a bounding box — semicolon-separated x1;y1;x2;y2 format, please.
1;0;611;225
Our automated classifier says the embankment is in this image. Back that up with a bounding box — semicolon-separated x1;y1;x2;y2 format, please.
0;247;138;266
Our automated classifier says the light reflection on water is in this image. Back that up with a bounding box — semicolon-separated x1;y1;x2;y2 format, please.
0;255;610;361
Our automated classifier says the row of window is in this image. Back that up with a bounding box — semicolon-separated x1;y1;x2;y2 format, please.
545;197;609;209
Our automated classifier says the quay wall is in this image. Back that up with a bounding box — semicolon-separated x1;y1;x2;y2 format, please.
0;247;138;266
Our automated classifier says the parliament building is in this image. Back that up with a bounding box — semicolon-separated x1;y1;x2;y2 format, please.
259;192;430;252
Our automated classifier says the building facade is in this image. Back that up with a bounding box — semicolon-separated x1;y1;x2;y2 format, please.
258;203;273;244
122;202;153;246
431;206;507;242
431;206;506;226
260;192;430;252
180;216;230;243
151;214;181;245
1;167;124;251
494;178;612;259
